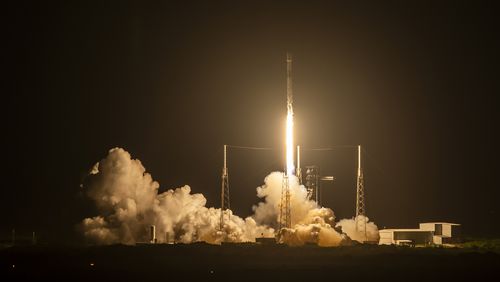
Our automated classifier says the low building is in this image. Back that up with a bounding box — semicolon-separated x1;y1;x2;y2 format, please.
419;222;461;244
379;222;461;246
379;229;433;246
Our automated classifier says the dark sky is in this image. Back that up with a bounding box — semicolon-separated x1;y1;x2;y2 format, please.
3;0;499;242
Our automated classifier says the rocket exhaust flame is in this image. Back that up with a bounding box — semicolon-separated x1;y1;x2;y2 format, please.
286;110;294;176
278;53;294;232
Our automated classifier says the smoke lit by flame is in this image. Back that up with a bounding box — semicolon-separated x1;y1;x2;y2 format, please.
80;148;380;245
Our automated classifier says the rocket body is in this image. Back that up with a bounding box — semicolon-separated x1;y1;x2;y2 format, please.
285;53;295;176
286;53;293;114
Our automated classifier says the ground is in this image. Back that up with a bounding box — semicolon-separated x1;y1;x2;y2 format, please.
1;243;499;281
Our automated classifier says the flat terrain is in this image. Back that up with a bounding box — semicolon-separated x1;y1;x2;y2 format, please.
1;243;499;281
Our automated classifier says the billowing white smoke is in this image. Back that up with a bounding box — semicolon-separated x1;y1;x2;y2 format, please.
80;148;379;246
80;148;272;245
336;215;380;243
252;172;378;245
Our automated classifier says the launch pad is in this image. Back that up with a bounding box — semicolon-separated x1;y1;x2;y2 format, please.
218;53;370;243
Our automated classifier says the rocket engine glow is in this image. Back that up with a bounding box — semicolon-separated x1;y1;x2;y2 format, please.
286;107;294;176
286;53;294;176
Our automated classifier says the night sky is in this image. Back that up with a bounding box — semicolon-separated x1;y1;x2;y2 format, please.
4;1;499;243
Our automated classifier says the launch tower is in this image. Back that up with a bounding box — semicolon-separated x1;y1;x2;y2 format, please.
355;145;367;239
278;53;294;230
220;145;230;231
305;165;320;204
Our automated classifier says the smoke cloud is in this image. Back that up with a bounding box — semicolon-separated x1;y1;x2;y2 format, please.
336;215;380;243
80;148;271;245
80;148;379;246
252;172;378;245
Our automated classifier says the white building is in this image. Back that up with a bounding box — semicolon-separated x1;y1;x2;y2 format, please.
379;222;461;246
419;222;461;244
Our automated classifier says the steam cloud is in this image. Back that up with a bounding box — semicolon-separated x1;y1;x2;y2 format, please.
80;148;379;246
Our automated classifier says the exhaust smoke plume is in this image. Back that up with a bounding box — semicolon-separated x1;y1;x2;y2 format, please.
80;148;272;245
80;148;379;246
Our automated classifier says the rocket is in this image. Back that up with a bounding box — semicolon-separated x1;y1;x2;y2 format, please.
285;53;295;176
286;53;293;114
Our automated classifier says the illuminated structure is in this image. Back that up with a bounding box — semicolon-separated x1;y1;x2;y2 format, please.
355;145;367;239
379;222;461;246
305;166;320;204
220;145;230;231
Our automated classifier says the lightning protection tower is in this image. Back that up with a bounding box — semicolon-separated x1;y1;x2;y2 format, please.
355;145;367;239
220;145;230;231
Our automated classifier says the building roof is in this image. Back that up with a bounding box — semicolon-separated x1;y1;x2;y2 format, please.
379;229;433;232
420;222;460;226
